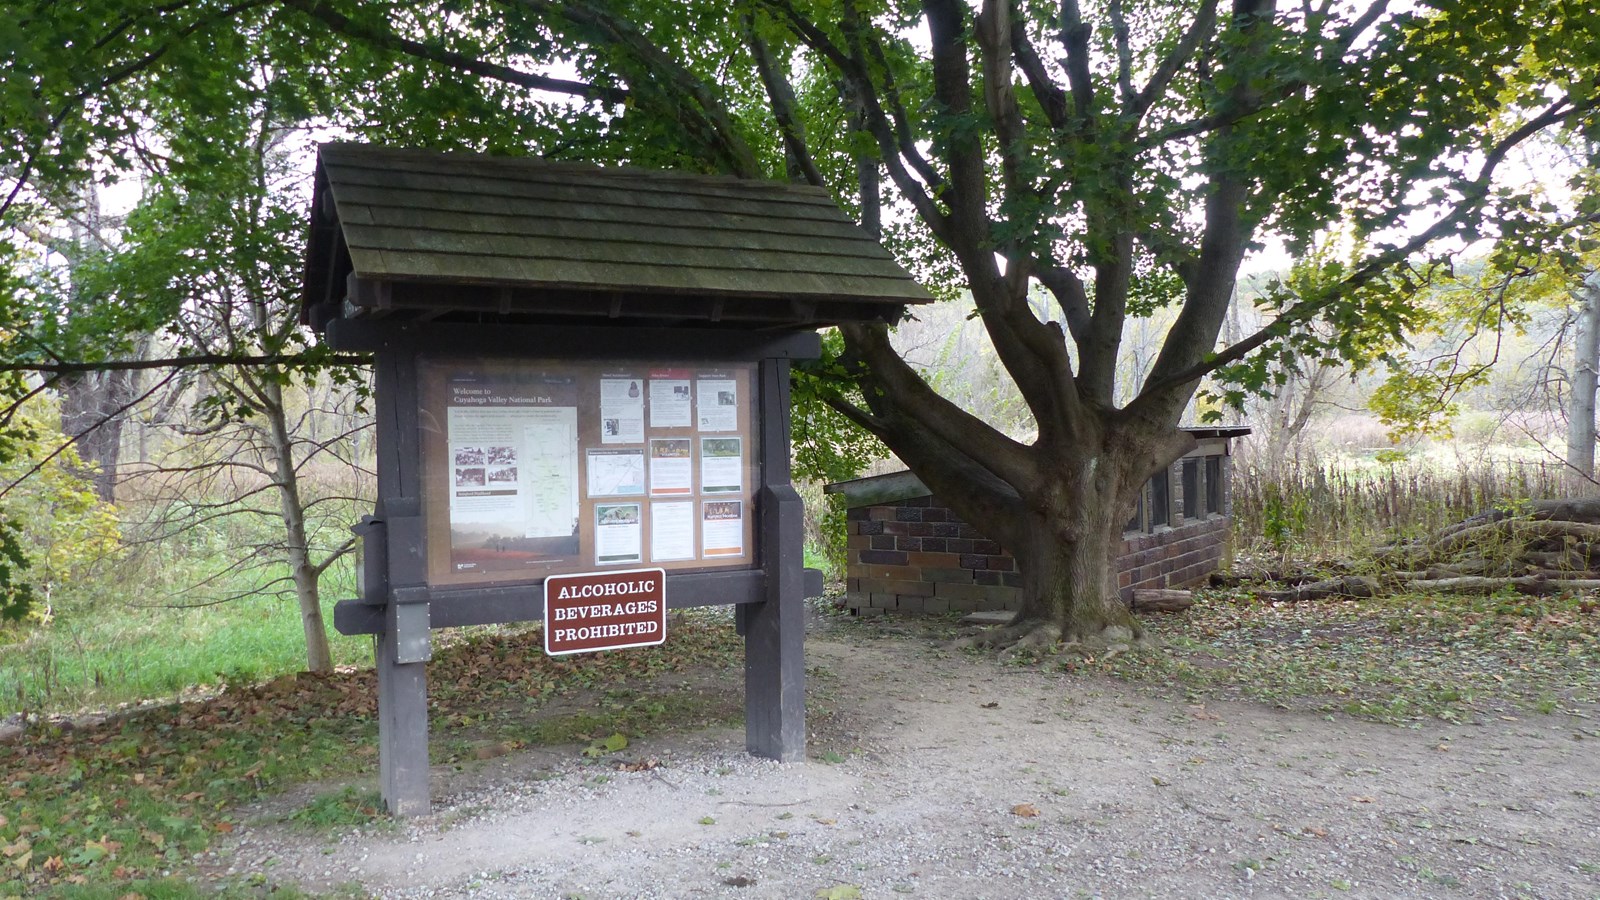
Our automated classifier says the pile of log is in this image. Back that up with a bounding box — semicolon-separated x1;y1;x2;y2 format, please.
1222;499;1600;602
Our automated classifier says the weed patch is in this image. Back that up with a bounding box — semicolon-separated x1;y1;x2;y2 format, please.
1103;589;1600;723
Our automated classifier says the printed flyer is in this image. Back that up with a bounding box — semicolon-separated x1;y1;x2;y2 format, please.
699;437;743;494
649;501;696;561
585;448;646;497
648;438;693;496
702;499;744;557
599;376;645;444
696;377;738;431
647;370;693;428
595;503;643;565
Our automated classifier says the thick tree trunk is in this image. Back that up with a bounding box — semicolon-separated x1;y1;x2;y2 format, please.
1010;484;1140;643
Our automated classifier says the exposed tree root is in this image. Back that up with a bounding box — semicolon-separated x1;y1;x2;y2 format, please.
950;619;1153;657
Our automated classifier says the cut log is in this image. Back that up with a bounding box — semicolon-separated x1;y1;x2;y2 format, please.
1131;589;1194;613
1403;575;1600;596
1260;575;1380;603
1421;519;1600;560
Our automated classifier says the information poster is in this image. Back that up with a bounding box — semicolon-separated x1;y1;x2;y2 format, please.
697;378;738;431
648;371;693;428
586;448;645;497
649;501;696;561
442;373;580;574
702;500;744;556
599;377;644;444
595;503;643;565
700;437;743;494
423;358;756;585
649;438;693;496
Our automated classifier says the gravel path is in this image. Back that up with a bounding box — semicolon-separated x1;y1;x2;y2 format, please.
219;631;1600;899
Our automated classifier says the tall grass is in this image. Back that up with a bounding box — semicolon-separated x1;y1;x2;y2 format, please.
1;491;374;716
1231;454;1568;561
0;576;371;716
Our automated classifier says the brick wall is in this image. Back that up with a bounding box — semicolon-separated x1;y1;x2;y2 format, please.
832;440;1238;617
844;497;1021;615
1115;517;1228;596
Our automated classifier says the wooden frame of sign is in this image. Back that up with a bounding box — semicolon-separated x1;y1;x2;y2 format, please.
329;319;815;816
303;144;934;817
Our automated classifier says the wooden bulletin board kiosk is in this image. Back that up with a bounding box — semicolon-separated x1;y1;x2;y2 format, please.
300;144;932;816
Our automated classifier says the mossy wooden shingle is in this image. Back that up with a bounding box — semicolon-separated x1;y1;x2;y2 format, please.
302;144;933;329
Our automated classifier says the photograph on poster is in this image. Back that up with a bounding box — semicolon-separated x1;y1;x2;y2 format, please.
648;438;693;496
599;377;645;444
702;499;744;556
595;503;644;565
648;371;693;428
699;437;743;494
696;377;737;431
586;448;646;497
649;501;696;561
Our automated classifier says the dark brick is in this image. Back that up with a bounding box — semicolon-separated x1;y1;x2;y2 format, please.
920;538;947;552
909;522;934;537
972;540;1003;555
858;521;884;535
870;535;896;550
959;554;987;569
896;537;923;552
922;567;975;584
859;549;909;566
895;507;924;522
921;507;949;522
957;524;986;540
882;521;910;536
869;507;895;521
858;577;934;596
946;538;975;554
932;523;961;538
846;507;869;521
987;555;1015;571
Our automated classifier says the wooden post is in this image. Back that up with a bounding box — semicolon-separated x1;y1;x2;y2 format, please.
744;358;805;761
372;347;432;816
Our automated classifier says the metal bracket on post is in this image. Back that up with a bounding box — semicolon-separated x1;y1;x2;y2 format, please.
390;586;432;664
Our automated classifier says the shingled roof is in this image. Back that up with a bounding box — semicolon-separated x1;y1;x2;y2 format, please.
301;144;933;331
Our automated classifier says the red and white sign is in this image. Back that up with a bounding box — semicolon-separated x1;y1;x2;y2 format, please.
543;567;667;655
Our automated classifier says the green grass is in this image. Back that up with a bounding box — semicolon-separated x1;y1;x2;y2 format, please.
0;587;370;716
0;615;741;897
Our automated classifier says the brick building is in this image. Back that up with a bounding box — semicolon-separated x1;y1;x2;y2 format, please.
826;427;1248;615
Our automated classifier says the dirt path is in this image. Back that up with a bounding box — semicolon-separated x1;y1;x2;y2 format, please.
222;630;1600;899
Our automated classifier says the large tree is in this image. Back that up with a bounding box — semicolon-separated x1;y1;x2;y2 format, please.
5;0;1597;647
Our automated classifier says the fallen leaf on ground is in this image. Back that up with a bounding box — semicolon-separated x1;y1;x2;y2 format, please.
1012;803;1040;817
1350;796;1375;804
1303;826;1329;838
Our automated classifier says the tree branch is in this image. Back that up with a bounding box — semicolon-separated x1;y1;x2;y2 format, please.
279;0;627;104
0;352;368;375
